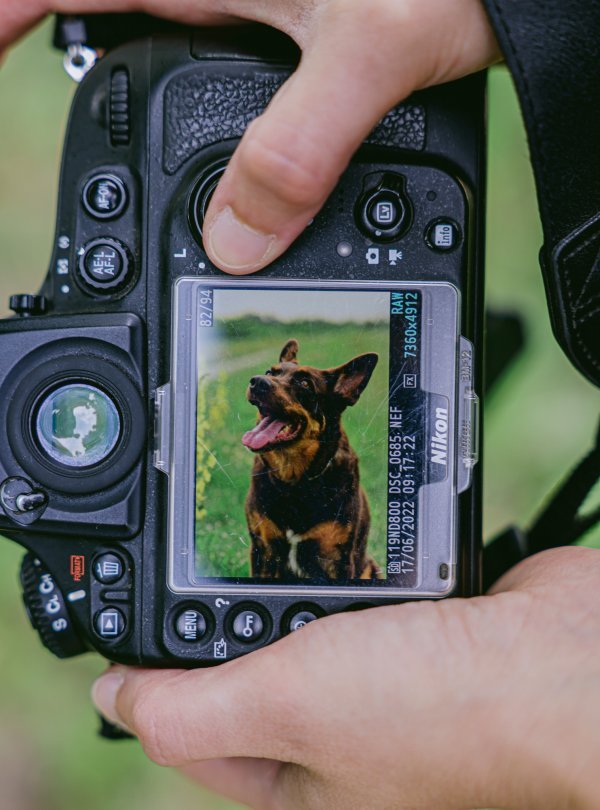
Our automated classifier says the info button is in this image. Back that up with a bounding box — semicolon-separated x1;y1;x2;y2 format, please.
425;219;461;252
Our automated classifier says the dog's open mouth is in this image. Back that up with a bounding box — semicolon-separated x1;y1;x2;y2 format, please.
242;409;302;452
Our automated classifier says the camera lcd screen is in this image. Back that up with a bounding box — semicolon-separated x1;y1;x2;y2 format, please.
163;278;459;596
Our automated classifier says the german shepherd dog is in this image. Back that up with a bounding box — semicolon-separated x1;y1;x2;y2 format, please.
242;339;381;581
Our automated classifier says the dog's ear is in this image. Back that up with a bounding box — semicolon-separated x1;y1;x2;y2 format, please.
329;353;379;406
279;339;299;363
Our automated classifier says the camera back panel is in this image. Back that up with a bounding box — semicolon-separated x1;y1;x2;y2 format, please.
0;30;485;665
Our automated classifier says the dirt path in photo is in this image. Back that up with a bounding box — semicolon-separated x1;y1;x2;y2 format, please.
210;348;274;376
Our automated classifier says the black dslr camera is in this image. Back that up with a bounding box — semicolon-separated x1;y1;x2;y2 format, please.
0;21;484;666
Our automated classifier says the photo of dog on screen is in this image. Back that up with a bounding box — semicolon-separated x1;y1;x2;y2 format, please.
243;339;381;582
194;287;389;583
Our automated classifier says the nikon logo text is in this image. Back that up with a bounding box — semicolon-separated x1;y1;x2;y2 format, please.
431;407;448;466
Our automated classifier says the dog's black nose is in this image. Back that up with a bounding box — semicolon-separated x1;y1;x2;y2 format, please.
249;375;272;395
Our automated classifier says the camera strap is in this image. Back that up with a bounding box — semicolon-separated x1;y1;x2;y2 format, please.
481;0;600;388
483;417;600;589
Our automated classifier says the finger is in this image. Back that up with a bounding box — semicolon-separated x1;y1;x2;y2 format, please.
91;640;312;767
487;546;599;596
0;0;235;54
0;0;47;52
201;9;425;275
181;757;282;810
202;0;499;275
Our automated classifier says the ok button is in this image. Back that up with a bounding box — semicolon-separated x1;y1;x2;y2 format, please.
231;609;264;643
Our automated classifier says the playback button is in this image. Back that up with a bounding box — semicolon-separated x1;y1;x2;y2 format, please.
94;607;126;640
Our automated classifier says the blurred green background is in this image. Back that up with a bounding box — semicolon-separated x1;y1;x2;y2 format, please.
0;20;598;810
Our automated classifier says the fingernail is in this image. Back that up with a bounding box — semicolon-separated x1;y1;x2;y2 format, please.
92;668;128;729
205;205;276;273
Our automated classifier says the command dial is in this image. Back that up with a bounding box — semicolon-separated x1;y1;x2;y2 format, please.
20;554;87;659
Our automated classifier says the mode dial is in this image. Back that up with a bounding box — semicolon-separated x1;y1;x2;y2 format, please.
20;554;87;659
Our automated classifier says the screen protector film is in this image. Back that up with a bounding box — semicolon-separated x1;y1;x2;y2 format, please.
167;279;461;597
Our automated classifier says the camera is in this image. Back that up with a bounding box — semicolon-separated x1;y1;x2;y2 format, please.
0;25;484;665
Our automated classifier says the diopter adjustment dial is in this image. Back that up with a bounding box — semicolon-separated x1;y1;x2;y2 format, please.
20;554;87;659
9;294;47;317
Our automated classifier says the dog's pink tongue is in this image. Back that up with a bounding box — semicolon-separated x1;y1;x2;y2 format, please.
242;417;287;450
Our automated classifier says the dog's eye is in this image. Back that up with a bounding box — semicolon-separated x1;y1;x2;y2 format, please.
298;379;310;389
265;369;273;376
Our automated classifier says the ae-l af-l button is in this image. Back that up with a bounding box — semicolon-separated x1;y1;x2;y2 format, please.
77;237;133;294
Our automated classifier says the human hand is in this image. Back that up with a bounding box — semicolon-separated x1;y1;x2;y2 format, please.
1;0;499;274
92;547;600;809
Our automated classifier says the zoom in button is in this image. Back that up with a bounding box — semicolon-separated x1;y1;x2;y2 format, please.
289;610;318;632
